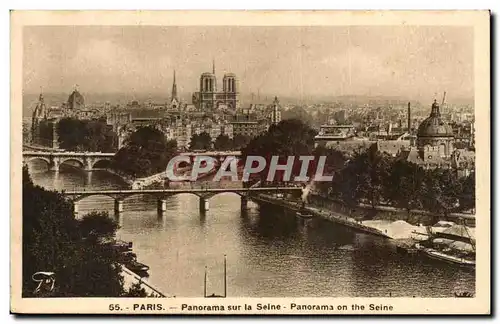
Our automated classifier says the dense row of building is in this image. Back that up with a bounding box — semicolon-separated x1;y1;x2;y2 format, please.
314;99;475;177
30;64;283;150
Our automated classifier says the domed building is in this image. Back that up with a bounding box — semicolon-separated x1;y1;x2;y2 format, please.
416;99;455;160
399;99;474;176
63;87;102;120
67;88;85;110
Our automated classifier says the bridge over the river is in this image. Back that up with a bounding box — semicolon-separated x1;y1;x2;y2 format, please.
22;150;242;172
62;186;302;215
23;151;115;172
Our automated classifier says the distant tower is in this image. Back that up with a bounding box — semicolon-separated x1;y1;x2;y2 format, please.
407;102;411;134
31;89;47;144
170;70;180;110
171;70;178;101
199;61;217;110
269;96;282;125
223;73;239;110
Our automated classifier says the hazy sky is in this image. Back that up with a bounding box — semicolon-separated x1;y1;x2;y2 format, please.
24;26;473;101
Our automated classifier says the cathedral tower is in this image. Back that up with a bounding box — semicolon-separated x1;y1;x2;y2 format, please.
194;61;240;111
171;70;178;101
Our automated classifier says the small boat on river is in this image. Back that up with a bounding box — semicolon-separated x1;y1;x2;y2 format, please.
119;251;150;275
414;221;476;269
296;211;314;219
110;239;133;252
421;247;475;268
296;202;314;219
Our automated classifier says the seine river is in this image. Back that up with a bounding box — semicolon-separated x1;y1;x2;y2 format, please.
28;162;475;298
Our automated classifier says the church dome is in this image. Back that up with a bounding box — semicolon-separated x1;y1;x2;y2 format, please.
417;100;454;138
67;89;85;109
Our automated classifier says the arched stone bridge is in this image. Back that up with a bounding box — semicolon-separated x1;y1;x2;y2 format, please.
22;151;115;172
62;187;302;215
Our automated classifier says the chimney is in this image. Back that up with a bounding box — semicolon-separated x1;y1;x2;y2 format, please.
407;102;411;134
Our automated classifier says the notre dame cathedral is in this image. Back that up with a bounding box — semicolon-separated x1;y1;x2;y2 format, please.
191;61;240;111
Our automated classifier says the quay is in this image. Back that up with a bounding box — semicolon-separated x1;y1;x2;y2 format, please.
121;266;169;298
249;193;391;239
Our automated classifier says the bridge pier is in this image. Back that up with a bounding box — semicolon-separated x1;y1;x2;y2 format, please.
83;157;93;172
72;202;79;215
199;198;209;213
241;196;248;211
114;199;124;215
157;199;167;214
83;172;93;186
49;159;60;172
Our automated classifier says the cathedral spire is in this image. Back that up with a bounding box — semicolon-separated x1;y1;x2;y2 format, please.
171;70;178;100
39;86;44;102
212;59;215;75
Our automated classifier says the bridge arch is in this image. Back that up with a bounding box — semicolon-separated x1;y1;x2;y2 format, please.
59;158;85;169
72;193;119;203
205;191;245;199
120;191;169;202
166;192;203;199
92;158;112;169
24;156;51;167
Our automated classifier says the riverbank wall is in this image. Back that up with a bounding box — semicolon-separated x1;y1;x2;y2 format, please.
102;168;135;187
249;193;391;239
308;194;476;227
121;266;170;298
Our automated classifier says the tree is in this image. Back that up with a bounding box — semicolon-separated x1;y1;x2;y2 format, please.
22;166;125;297
232;134;251;150
57;117;117;152
241;119;317;183
329;161;362;213
124;282;148;297
57;118;87;151
350;146;393;210
112;126;178;178
328;146;392;218
23;122;31;143
311;146;347;196
77;211;120;240
85;119;117;152
312;146;347;175
189;132;212;151
385;160;425;217
214;134;232;151
281;106;314;126
421;168;461;217
458;171;475;212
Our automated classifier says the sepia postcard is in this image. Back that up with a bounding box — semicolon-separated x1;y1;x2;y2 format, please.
10;10;490;315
